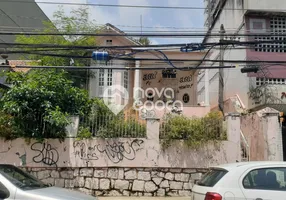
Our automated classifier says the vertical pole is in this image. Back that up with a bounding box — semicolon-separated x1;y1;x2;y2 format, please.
219;24;225;113
134;60;141;99
205;69;210;106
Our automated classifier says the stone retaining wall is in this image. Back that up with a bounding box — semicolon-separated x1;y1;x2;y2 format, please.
23;167;208;197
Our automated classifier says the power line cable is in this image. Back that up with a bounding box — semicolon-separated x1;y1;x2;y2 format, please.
2;0;286;12
0;20;278;32
0;64;235;70
3;39;286;50
5;49;286;65
2;31;286;37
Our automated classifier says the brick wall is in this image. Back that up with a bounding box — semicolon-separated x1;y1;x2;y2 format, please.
23;167;208;197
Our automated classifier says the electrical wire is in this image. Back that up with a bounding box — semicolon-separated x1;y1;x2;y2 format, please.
2;0;286;12
0;21;283;33
5;49;286;65
0;65;235;70
3;38;286;50
2;31;286;37
0;42;197;49
195;44;216;68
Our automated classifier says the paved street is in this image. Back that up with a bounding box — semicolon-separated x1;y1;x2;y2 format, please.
99;197;190;200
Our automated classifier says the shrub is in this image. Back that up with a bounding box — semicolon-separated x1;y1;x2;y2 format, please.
76;126;93;140
0;69;93;140
160;111;227;149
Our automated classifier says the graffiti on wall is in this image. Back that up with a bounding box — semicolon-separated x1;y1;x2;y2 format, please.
179;75;192;83
143;72;157;81
73;139;144;164
73;142;99;161
178;84;193;90
31;142;59;167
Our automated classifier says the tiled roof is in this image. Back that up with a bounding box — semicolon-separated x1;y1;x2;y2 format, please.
8;60;35;73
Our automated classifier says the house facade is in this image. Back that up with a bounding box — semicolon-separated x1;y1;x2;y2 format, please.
199;0;286;112
89;24;210;118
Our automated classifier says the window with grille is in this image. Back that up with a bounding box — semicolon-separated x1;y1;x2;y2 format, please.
256;77;286;86
124;71;129;89
254;16;286;53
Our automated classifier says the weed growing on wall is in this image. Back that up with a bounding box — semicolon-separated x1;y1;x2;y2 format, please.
160;111;227;149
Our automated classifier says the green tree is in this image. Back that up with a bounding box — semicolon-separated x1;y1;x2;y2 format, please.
0;69;93;140
15;6;101;89
134;37;152;45
138;37;152;45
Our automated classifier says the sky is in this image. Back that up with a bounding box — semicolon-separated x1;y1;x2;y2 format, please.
35;0;205;44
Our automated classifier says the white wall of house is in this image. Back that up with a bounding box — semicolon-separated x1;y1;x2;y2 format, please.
199;0;250;108
89;60;132;99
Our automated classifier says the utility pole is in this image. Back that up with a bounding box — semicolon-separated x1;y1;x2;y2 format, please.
219;24;225;113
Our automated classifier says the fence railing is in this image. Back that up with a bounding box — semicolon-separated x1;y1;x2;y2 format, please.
240;130;250;161
80;113;147;138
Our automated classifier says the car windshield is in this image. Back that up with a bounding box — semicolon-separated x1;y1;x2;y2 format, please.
197;168;228;187
0;165;49;191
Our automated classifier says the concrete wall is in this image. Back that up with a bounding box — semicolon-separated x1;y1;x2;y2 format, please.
241;107;283;161
0;115;241;197
245;0;286;10
0;138;238;169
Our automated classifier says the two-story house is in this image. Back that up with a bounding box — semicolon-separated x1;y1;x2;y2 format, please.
198;0;286;112
89;24;211;118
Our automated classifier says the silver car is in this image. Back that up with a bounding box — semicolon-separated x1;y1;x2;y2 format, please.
0;164;97;200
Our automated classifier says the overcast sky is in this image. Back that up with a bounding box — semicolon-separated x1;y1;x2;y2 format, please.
36;0;205;44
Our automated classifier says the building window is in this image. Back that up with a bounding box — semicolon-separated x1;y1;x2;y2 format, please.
99;69;104;86
250;18;266;33
124;71;129;89
106;40;112;45
107;69;112;86
162;69;177;79
254;16;286;53
256;77;286;86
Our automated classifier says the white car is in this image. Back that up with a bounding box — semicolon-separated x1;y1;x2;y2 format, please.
0;164;97;200
192;161;286;200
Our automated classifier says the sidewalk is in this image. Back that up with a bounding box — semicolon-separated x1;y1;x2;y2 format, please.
99;197;190;200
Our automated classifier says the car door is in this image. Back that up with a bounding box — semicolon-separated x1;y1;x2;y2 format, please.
239;166;286;200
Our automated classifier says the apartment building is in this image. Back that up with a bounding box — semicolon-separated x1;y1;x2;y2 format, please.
198;0;286;112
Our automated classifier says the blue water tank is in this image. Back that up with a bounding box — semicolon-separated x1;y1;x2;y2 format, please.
92;51;109;61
